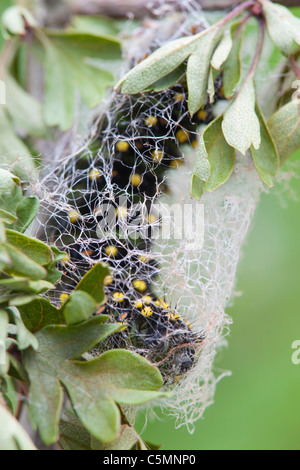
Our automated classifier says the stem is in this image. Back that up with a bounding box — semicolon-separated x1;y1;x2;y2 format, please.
247;17;265;79
290;54;300;80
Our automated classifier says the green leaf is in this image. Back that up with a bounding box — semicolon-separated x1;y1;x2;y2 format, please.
9;310;39;351
146;64;186;92
223;24;243;99
0;402;36;450
48;246;66;269
211;28;233;70
5;74;46;138
61;350;169;443
193;139;211;182
42;38;75;131
200;115;236;192
5;230;52;266
0;310;9;376
70;15;128;37
115;34;198;94
191;174;204;201
91;424;141;450
40;31;119;130
59;408;93;450
191;115;236;198
0;277;54;295
23;317;120;444
62;291;97;325
3;243;47;280
250;104;279;187
14;196;39;233
18;298;64;333
46;30;121;61
0;169;22;216
268;100;300;164
0;244;11;271
74;262;110;304
0;108;37;181
262;1;300;57
0;209;17;225
24;320;168;444
222;76;261;155
187;28;223;115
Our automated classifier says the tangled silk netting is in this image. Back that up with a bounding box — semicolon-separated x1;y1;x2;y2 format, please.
35;2;262;430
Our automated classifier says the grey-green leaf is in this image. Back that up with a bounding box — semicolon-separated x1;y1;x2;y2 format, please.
250;104;279;187
262;1;300;57
116;34;198;94
187;28;223;115
222;76;260;154
0;403;36;450
268;100;300;165
211;28;233;70
223;24;243;98
203;115;236;192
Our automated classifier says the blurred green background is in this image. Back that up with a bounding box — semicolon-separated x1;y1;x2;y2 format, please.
137;154;300;450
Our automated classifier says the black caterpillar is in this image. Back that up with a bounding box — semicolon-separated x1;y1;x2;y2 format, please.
46;75;226;383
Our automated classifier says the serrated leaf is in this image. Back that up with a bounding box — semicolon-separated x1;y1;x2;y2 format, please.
250;104;279;187
46;30;121;61
5;74;46;138
62;291;97;325
73;262;110;304
40;31;119;130
187;28;223;115
5;230;52;266
42;38;75;131
71;15;127;37
268;100;300;164
3;243;46;280
262;1;300;57
0;108;37;181
13;196;39;233
222;76;260;154
201;115;236;192
18;298;64;333
223;24;243;98
61;350;169;443
211;28;233;70
23;318;121;444
24;320;168;445
0;403;36;450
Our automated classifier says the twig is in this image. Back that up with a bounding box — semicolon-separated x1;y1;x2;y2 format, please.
67;0;300;18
